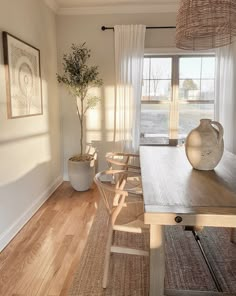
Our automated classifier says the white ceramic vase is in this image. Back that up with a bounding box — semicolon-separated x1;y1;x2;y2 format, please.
185;119;224;170
68;157;95;191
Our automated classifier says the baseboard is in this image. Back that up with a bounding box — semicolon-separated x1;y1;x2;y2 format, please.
63;172;69;181
0;176;63;252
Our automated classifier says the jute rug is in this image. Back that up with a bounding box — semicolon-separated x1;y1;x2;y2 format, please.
69;201;236;296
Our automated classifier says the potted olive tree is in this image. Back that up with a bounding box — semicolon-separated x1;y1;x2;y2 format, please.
57;43;103;191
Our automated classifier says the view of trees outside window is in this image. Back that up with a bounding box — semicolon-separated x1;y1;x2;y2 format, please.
140;55;215;144
142;57;172;101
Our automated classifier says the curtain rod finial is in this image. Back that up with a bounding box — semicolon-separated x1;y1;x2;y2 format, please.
101;26;106;31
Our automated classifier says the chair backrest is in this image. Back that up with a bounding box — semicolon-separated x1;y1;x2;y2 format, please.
85;144;97;157
94;169;140;225
106;152;140;172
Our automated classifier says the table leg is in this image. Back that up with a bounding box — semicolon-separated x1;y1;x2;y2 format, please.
149;224;165;296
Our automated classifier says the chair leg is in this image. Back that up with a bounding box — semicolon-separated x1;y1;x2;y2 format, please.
230;228;235;243
103;225;113;288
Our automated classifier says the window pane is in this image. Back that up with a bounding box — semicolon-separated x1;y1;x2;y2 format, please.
179;57;201;79
179;104;214;137
143;58;150;79
150;58;172;79
202;57;215;79
142;80;150;100
140;104;170;143
149;80;171;100
142;57;172;101
179;56;215;102
201;80;215;100
179;79;200;100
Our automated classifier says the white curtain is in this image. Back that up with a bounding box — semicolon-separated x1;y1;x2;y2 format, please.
215;44;236;154
114;24;146;153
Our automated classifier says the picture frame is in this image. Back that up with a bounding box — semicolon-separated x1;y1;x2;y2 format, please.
2;32;43;118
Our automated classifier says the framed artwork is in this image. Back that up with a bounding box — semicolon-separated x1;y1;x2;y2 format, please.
2;32;42;118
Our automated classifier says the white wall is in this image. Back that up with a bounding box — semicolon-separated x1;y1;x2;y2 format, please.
57;13;176;179
0;0;62;250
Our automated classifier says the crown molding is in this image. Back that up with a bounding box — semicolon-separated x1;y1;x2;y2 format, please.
57;4;178;15
44;0;59;13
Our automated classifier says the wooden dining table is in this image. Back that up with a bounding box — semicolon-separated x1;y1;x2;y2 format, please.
140;145;236;296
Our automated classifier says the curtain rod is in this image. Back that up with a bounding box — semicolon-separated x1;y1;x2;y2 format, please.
101;26;176;31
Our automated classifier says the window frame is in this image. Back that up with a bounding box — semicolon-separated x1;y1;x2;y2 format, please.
141;51;216;140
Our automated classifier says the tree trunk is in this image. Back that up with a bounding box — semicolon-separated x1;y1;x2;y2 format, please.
80;116;83;156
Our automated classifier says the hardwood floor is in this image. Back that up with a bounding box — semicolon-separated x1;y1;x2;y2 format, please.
0;182;99;296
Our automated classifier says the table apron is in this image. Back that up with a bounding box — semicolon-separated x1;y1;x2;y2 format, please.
144;213;236;227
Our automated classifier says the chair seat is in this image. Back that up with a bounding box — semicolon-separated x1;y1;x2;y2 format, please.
114;201;148;233
106;152;143;196
115;200;144;224
124;176;143;195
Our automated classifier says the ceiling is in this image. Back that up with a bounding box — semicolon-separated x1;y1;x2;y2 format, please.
44;0;179;15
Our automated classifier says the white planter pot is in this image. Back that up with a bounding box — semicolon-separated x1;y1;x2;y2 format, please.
68;157;95;191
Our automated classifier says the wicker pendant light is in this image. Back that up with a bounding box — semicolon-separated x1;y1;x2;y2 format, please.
176;0;236;50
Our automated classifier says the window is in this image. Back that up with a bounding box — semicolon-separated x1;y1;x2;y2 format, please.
140;55;215;144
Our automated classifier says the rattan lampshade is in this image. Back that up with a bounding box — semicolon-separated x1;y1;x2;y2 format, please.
176;0;236;50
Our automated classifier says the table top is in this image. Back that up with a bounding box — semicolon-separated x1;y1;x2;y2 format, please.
140;146;236;216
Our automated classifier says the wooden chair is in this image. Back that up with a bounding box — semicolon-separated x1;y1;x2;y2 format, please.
94;169;149;288
106;152;141;172
106;152;142;196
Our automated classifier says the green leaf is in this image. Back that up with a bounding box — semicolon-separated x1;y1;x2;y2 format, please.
86;96;100;109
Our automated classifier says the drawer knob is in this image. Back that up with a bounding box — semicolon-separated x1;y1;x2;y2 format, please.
175;216;182;223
